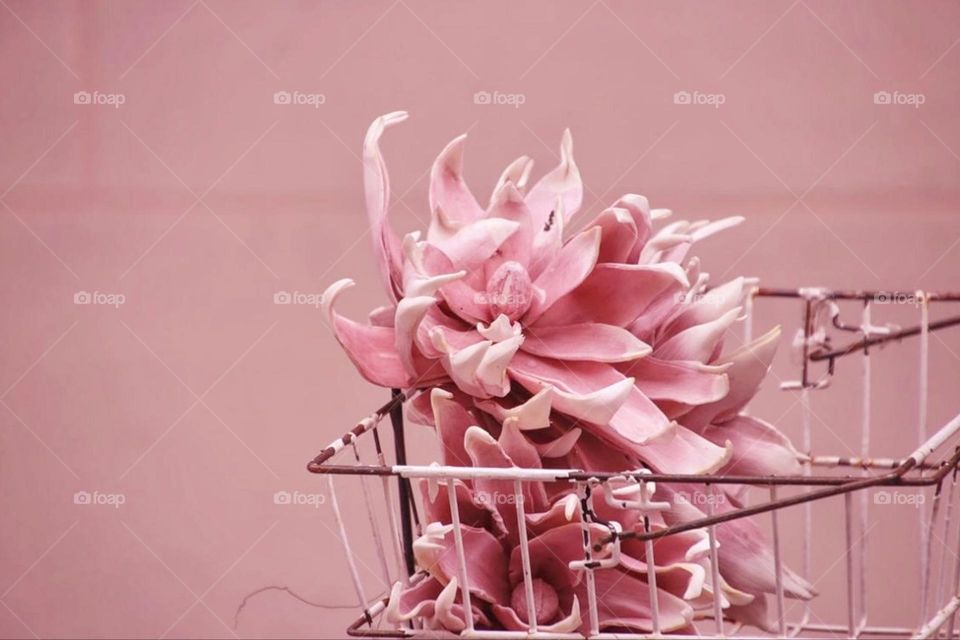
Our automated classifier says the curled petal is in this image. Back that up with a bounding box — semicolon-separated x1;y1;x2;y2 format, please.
638;426;733;475
363;112;408;301
394;297;436;374
492;155;534;201
477;314;522;342
475;386;554;431
664;277;746;338
654;307;742;363
702;415;802;476
525;128;582;229
428;134;485;234
614;194;654;262
684;326;781;427
322;279;411;387
476;335;524;397
588;206;638;264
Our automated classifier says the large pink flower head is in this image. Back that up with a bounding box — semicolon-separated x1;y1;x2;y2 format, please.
324;112;784;475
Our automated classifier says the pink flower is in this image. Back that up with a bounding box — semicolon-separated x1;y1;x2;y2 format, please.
324;113;792;475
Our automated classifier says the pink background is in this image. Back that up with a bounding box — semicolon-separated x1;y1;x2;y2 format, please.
1;1;959;637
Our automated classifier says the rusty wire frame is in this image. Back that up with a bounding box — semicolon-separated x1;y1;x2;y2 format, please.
308;287;960;639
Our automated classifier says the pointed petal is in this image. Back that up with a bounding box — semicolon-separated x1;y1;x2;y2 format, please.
685;326;781;427
664;277;746;338
323;279;411;387
638;424;733;474
394;297;436;374
428;134;485;232
618;356;729;405
614;194;654;262
363;112;408;301
525;128;582;227
653;306;742;363
588;206;638;264
486;181;535;268
523;323;652;363
491;155;534;201
474;386;554;431
534;428;582;458
476;335;525;397
703;414;802;476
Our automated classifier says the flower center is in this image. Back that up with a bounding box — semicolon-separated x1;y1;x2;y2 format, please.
510;578;560;624
485;261;532;321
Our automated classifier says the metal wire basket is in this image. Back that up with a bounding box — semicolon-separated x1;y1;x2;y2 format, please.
308;286;960;639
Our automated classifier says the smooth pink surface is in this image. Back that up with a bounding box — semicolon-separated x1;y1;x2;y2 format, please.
1;1;959;637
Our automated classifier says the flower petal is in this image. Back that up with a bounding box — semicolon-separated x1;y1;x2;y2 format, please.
702;414;802;476
523;323;652;363
322;279;411;387
579;569;693;633
653;306;742;363
618;356;729;405
432;217;521;272
535;262;688;328
684;326;781;427
588;206;638;264
428;134;486;234
525;129;582;228
491;155;534;201
363;112;408;301
524;227;602;324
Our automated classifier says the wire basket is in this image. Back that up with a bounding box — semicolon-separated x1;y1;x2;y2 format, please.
308;286;960;639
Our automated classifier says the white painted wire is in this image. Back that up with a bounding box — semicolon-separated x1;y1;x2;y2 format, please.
327;475;369;614
352;439;393;589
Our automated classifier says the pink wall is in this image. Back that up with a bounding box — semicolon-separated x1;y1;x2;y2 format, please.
1;1;959;637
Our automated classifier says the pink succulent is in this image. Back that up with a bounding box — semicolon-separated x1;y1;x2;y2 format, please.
324;112;787;475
